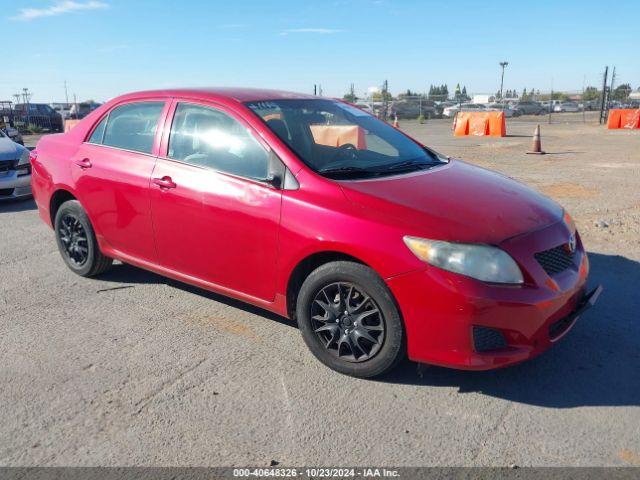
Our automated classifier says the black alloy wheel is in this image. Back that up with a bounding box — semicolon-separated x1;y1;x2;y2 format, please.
54;200;113;277
58;213;89;267
296;261;405;378
310;282;385;362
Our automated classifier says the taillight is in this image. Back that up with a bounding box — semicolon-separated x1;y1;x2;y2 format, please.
29;150;38;163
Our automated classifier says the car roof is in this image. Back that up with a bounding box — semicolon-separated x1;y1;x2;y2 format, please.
113;88;319;104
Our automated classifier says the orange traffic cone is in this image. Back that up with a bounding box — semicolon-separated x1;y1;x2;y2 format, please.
526;125;545;155
393;115;399;128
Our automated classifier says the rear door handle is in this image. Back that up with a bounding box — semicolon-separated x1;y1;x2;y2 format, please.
74;158;92;169
152;176;176;189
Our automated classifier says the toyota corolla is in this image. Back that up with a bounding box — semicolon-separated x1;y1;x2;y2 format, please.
30;88;601;377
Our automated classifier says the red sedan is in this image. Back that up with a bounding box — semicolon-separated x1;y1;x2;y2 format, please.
30;88;601;377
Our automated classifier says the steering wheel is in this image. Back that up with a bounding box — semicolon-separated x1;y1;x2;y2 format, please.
327;142;359;164
338;143;357;151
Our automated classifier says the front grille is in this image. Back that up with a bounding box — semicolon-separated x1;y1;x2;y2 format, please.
0;160;14;173
0;188;15;196
473;326;507;352
535;245;576;276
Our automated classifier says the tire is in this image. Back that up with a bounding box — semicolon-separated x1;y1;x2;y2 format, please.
296;261;405;378
54;200;112;277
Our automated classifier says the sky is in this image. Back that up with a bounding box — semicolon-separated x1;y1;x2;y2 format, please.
1;0;638;103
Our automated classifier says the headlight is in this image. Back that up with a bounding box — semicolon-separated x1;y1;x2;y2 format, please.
403;236;524;284
18;149;30;166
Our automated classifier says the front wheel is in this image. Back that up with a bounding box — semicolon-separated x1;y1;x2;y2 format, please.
296;261;405;378
54;200;113;277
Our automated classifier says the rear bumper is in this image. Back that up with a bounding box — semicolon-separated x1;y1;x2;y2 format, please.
387;221;599;370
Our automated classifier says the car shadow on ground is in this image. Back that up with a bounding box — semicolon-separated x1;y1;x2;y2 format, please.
380;252;640;408
98;252;638;408
0;198;36;214
98;262;294;328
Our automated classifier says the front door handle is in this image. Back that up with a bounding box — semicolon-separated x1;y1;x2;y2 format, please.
152;176;176;189
74;158;92;169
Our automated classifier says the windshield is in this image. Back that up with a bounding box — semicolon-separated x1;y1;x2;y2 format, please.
245;99;444;179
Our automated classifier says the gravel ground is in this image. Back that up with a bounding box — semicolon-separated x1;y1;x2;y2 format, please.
0;121;639;467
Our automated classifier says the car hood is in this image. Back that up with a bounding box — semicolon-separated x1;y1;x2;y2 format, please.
340;159;562;244
0;138;22;161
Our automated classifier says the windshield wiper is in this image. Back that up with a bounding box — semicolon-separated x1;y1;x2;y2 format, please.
318;166;381;179
382;159;442;172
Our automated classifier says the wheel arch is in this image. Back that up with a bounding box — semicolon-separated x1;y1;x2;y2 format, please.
49;188;78;225
286;250;372;320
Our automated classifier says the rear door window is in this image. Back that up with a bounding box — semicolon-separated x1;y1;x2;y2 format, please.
101;102;164;154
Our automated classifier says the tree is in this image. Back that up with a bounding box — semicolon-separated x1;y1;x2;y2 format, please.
611;83;631;101
582;86;600;101
398;89;419;99
371;91;392;101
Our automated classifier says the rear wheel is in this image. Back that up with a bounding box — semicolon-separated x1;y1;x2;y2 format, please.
296;261;405;378
54;200;112;277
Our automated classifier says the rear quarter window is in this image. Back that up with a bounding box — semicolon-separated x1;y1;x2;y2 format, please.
88;115;108;144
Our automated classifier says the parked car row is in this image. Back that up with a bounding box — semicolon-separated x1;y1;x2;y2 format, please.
442;103;524;118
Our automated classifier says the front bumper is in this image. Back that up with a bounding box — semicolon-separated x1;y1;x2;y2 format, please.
0;172;32;201
387;221;601;370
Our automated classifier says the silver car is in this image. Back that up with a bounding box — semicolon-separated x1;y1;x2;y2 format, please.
0;129;31;200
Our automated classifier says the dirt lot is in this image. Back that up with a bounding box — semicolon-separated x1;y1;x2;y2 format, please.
1;119;639;467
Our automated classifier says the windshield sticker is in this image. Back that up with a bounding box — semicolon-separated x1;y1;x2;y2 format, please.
249;101;279;111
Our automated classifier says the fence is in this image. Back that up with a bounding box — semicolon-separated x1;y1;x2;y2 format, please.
350;89;638;124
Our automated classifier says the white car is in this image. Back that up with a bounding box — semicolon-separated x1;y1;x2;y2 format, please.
50;103;72;120
354;103;374;114
554;102;580;113
442;103;486;118
484;103;519;118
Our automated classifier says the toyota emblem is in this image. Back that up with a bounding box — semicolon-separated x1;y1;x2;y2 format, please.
566;234;577;253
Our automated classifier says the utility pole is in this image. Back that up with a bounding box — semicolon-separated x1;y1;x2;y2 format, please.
599;66;609;124
313;84;317;96
381;79;388;121
609;66;616;105
64;80;69;105
499;61;508;101
22;88;32;126
582;74;586;123
548;78;553;125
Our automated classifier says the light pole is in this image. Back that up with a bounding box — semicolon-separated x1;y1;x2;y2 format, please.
499;61;509;101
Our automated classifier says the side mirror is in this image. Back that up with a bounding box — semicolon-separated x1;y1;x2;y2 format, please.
265;172;282;189
264;150;299;190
